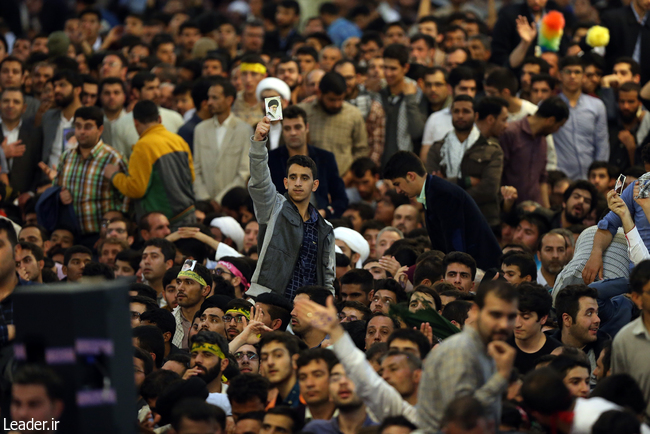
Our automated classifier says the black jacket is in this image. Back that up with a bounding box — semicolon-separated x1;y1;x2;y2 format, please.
490;1;572;66
0;117;43;194
601;5;650;85
423;174;502;270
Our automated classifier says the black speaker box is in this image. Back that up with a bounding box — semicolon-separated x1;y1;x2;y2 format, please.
12;279;136;434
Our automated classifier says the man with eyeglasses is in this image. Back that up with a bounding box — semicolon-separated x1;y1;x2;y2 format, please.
172;260;214;351
105;217;134;246
233;344;260;374
552;56;609;181
224;299;254;342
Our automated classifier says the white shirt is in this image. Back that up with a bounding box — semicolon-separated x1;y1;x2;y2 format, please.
214;113;234;154
268;122;282;150
183;107;196;122
206;392;232;415
571;397;650;434
508;99;538;122
1;119;21;170
422;108;453;146
624;225;650;265
49;113;74;168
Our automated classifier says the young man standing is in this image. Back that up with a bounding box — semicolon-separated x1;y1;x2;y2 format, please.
508;283;562;374
383;151;502;270
248;116;335;300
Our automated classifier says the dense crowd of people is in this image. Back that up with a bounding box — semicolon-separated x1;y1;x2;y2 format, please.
1;0;650;432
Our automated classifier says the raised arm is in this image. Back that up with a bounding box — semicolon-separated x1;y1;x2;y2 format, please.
248;117;281;224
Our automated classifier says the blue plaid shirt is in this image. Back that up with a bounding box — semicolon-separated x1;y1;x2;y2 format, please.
285;207;319;300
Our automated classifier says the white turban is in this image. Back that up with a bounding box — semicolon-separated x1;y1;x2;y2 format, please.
256;77;292;102
334;227;369;268
210;217;245;251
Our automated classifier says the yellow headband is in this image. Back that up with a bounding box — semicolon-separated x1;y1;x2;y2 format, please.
191;343;225;359
225;308;251;320
240;62;267;74
178;270;207;287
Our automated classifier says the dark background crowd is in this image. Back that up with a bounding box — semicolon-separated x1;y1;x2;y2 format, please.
1;0;650;432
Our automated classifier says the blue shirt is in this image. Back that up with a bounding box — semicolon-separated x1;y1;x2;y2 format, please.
327;17;362;47
552;93;609;180
304;414;377;434
285;206;319;300
598;179;650;248
177;113;203;154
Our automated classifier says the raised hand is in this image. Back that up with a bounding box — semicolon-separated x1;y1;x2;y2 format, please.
294;295;340;335
516;15;537;44
606;190;629;218
253;116;271;141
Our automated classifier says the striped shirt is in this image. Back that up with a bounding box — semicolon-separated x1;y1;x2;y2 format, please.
54;140;129;234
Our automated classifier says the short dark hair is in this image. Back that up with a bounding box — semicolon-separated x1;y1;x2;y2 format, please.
227;373;270;405
318;71;347;95
279;0;300;15
340;269;374;294
143;238;177;262
452;94;474;109
474;280;518;310
350;157;379;178
265;406;304;433
163;265;182;289
134;325;165;369
337;300;372;321
283;105;307;124
411;33;436;49
131;71;157;91
383;43;409;66
212;79;237;105
588;161;617;181
502;253;537;281
409;286;442;312
295;285;332;306
559;55;583;71
79;8;101;21
259;331;300;356
475;96;508;121
115;249;141;273
140;370;181;404
485;67;518;95
99;77;127;97
523;56;551;74
383;151;427;179
521;368;573;415
530;73;556;92
517;282;552;320
140;307;176;336
151;33;175;54
442;252;477;280
387;328;431;359
592;410;641;434
52;69;83;88
171;398;226;432
555;284;598;330
447;66;475;89
133;100;160;123
440;396;486;431
618;81;641;95
563;180;597;205
614;56;641;77
630;260;650;294
134;346;154;376
17;241;44;261
442;300;473;327
63;245;92;266
536;96;570;122
82;262;115;280
549;354;591;377
190;78;214;109
378;416;417;434
13;364;64;402
74;106;104;128
286;155;318;179
0;56;25;74
295;45;318;61
296;348;339;371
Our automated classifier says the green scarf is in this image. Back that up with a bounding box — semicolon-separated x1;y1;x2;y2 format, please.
390;303;460;340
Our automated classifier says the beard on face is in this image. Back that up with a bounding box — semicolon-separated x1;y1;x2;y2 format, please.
452;119;473;133
564;206;587;224
55;90;74;108
620;110;637;124
319;99;342;115
196;362;221;384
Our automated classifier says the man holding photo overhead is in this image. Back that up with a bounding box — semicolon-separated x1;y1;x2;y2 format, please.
247;116;336;300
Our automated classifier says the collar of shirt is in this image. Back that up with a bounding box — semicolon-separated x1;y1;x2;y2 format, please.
213;112;233;128
282;381;302;407
329;414;376;432
632;315;650;340
416;177;427;209
466;325;488;353
631;3;649;24
1;119;21;134
75;139;105;159
559;92;586;108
